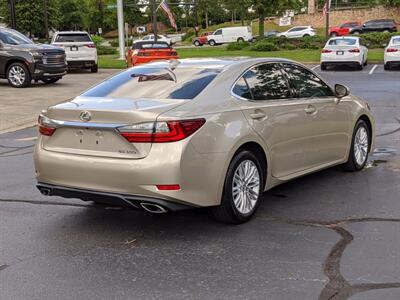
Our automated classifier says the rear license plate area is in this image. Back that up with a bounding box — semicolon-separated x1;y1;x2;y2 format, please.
336;51;344;55
70;46;79;51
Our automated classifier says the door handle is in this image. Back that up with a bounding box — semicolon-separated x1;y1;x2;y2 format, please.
250;111;267;120
304;105;317;114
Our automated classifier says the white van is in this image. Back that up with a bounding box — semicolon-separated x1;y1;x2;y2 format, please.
207;26;253;46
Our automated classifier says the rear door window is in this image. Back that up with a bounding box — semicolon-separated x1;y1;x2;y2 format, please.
55;33;91;42
82;67;220;100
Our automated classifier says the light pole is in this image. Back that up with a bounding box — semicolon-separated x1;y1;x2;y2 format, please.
117;0;125;59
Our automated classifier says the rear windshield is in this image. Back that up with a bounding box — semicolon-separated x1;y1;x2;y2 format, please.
82;67;220;100
392;38;400;45
134;42;170;49
328;38;357;46
55;33;91;42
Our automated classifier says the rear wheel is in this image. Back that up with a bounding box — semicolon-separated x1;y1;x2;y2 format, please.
352;30;361;35
321;63;327;71
209;39;216;46
303;34;310;37
211;150;264;224
7;62;31;88
343;119;371;171
194;40;200;47
237;37;244;43
384;63;390;70
91;64;98;73
356;62;363;70
41;77;61;84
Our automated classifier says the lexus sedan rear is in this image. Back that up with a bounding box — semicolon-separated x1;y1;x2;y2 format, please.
34;58;374;223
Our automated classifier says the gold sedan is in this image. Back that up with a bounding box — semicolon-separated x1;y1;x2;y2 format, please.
34;58;374;223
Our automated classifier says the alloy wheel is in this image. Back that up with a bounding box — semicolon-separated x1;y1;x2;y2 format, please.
354;126;369;166
232;159;260;214
8;65;26;87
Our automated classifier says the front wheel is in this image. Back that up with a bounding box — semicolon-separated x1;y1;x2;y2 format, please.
7;62;31;88
194;40;200;47
209;39;216;46
343;119;371;171
211;150;264;224
42;77;61;84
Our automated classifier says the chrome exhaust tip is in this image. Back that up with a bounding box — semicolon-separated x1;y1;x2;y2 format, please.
140;202;168;214
40;188;52;196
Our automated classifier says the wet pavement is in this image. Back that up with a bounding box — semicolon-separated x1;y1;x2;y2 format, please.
0;69;399;299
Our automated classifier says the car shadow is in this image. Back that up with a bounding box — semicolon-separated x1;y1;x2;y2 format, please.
324;65;364;72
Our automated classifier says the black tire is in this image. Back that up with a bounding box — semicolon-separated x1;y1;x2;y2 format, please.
321;63;327;71
7;62;31;88
303;34;310;37
211;150;265;224
41;77;61;84
194;40;200;47
356;63;363;70
384;63;390;70
209;39;216;46
342;119;371;172
91;64;98;73
364;59;368;66
352;30;361;35
330;32;338;37
237;37;244;43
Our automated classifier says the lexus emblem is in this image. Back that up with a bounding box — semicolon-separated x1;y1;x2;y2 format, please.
79;111;92;122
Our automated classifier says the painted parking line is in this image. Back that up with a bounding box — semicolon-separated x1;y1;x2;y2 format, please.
311;65;319;71
369;64;378;75
16;136;37;142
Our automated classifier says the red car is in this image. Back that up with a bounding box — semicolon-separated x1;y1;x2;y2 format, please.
329;21;361;37
127;41;178;67
192;32;213;47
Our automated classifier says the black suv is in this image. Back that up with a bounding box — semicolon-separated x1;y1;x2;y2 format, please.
0;28;67;88
350;19;398;34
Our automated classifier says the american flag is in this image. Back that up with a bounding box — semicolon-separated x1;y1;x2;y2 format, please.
322;0;331;15
160;0;177;30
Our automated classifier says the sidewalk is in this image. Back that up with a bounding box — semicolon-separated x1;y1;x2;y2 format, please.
0;69;119;134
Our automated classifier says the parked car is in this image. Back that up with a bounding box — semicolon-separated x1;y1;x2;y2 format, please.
135;34;172;46
51;31;98;73
277;26;316;38
126;41;178;66
0;28;67;88
35;58;374;224
350;19;397;34
329;21;361;37
320;37;368;70
192;32;212;47
384;35;400;70
264;30;281;38
207;26;253;46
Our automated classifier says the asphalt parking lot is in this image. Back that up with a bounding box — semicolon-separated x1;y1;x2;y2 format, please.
1;65;400;300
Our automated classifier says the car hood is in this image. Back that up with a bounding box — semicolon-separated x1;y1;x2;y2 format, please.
6;43;64;53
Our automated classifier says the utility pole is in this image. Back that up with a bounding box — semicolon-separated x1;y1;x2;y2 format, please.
8;0;16;29
151;0;158;41
117;0;125;59
325;0;331;39
43;0;49;41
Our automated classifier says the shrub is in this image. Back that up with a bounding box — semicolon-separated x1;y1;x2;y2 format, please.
359;32;398;48
97;45;117;55
250;41;279;51
280;43;296;50
91;35;105;47
227;41;250;50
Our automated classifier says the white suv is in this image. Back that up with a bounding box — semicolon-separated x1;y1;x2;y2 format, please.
277;26;316;39
51;31;98;72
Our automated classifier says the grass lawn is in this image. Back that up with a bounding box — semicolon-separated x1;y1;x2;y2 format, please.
99;48;384;69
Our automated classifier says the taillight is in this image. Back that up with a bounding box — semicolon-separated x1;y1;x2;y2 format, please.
321;49;332;53
386;48;398;52
38;114;57;136
85;43;96;48
156;184;181;191
349;48;360;53
118;119;206;143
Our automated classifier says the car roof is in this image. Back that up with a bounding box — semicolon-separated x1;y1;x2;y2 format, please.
330;36;359;40
133;41;170;48
54;31;89;34
139;57;297;70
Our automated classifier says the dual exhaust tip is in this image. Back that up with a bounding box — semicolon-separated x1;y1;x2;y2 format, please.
39;186;168;214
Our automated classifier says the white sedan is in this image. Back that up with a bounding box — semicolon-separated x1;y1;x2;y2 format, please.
277;26;316;38
320;37;368;70
384;35;400;70
134;34;172;46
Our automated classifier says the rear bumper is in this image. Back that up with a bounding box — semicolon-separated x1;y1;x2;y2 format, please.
67;60;97;68
36;182;194;211
321;61;361;66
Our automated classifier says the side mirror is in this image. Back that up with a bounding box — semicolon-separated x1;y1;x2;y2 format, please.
334;84;350;99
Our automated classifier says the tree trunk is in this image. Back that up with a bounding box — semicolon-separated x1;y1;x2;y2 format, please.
258;10;264;37
205;11;208;28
